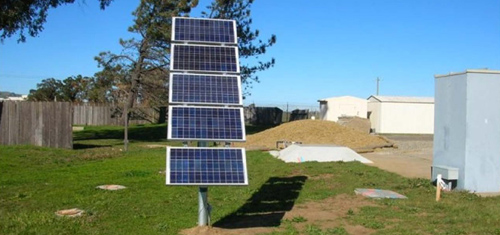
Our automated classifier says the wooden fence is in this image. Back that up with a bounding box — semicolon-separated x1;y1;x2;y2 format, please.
72;105;166;126
0;101;73;149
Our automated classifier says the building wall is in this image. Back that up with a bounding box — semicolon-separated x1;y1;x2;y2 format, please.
434;71;500;192
433;74;467;189
464;73;500;192
321;96;367;122
319;101;328;120
378;102;434;134
367;101;381;132
368;96;434;134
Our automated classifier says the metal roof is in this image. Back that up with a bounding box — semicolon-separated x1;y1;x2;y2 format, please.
368;95;434;104
317;96;366;102
435;69;500;78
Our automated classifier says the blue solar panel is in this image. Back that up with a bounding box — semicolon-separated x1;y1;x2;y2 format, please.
173;17;237;44
169;73;242;105
168;106;245;141
166;147;248;185
171;44;239;73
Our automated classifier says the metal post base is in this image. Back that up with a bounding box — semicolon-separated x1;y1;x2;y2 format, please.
198;187;208;226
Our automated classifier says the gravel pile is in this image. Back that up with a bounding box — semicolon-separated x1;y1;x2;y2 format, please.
390;140;433;151
381;135;434;151
235;119;391;150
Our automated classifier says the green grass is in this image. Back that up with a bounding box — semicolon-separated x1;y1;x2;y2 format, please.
1;124;500;234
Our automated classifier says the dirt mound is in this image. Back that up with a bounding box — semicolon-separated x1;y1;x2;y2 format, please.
235;120;390;150
337;116;371;134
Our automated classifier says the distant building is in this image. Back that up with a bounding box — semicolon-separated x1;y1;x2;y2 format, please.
367;95;434;134
317;96;367;122
0;95;28;101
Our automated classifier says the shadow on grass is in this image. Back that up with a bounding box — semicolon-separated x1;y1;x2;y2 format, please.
74;124;276;142
213;176;307;229
74;124;167;141
73;143;113;150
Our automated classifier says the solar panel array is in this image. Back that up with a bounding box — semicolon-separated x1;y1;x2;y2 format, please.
168;106;245;141
173;18;237;44
167;147;248;185
169;73;242;105
168;17;246;186
171;44;239;73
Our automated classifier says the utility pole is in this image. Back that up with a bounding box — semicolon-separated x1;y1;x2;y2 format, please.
376;77;380;95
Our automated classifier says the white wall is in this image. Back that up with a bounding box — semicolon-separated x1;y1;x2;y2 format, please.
368;96;434;134
379;102;434;134
367;101;381;132
433;74;467;188
321;96;367;122
434;71;500;192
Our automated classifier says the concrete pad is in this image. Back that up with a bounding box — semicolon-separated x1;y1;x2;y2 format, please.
272;144;373;164
355;188;407;199
361;149;432;179
96;185;126;190
72;126;84;131
55;208;84;217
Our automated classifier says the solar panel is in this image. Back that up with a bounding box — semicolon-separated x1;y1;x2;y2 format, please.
169;73;242;105
166;147;248;185
168;106;245;141
171;44;239;73
172;17;237;44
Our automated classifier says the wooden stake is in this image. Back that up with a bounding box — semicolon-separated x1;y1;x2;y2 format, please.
436;184;441;201
436;174;443;202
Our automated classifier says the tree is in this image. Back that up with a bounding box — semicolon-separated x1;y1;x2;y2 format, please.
28;78;63;101
95;0;198;151
0;0;113;43
59;75;92;103
87;64;127;104
203;0;276;97
28;75;91;102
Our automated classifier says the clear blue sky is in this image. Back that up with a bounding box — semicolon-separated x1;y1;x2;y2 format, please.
1;0;499;107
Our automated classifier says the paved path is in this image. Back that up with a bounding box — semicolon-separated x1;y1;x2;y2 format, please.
362;149;432;179
361;135;433;179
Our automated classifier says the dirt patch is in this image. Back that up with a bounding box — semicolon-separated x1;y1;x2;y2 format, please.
308;173;335;180
235;120;391;150
282;194;376;234
180;226;271;235
180;194;376;235
361;135;434;179
144;144;165;148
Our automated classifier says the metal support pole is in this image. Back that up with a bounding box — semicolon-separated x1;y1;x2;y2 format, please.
197;140;209;226
198;141;208;147
376;77;380;95
198;187;209;226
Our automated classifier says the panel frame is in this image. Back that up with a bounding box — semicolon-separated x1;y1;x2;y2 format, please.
169;72;243;106
166;146;248;186
170;44;240;74
171;17;238;45
167;105;246;142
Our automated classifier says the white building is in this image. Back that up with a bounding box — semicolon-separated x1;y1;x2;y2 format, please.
0;95;28;101
367;95;434;134
318;96;367;122
433;69;500;192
